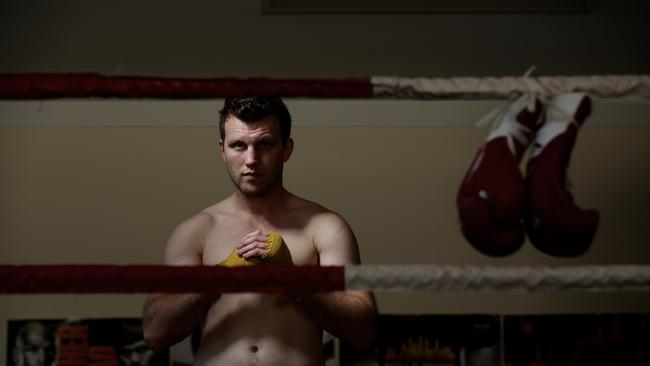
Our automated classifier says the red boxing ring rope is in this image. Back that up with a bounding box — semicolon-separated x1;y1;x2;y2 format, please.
0;265;345;294
0;73;372;99
3;264;650;294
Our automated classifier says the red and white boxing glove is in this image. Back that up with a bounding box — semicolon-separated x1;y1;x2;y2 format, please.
524;93;599;257
457;95;544;256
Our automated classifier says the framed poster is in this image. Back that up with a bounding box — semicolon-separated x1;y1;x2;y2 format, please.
7;318;168;366
340;314;501;366
504;313;650;365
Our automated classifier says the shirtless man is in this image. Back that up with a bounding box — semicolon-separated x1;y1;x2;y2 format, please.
143;97;378;365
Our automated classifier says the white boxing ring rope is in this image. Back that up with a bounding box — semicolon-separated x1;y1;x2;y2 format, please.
1;264;650;294
345;265;650;292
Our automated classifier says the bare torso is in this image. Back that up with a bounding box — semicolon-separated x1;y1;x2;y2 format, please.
145;110;376;363
193;195;325;366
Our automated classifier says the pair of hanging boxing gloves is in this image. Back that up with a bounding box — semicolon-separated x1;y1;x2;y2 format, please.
457;93;599;257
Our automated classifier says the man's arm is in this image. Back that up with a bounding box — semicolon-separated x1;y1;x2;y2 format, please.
143;213;217;352
292;212;378;350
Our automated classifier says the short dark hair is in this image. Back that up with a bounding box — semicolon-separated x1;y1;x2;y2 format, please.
218;97;292;144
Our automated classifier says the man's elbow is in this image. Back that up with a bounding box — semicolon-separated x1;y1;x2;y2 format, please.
143;324;171;353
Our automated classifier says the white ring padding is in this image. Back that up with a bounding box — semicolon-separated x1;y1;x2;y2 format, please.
345;265;650;292
372;75;650;99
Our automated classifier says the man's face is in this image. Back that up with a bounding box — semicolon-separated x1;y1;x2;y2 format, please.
119;339;155;366
219;115;293;198
15;328;52;366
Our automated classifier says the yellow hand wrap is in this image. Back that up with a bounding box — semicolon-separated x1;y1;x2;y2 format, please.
219;231;292;267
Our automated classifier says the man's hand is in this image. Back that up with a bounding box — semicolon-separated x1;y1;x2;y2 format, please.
236;230;272;259
220;230;293;267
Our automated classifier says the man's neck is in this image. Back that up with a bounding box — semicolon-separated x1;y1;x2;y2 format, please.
232;185;289;217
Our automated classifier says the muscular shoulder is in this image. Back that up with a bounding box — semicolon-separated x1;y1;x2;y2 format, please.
289;197;360;266
287;196;348;231
309;209;353;240
164;211;216;265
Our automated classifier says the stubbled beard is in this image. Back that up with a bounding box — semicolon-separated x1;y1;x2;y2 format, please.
229;170;283;198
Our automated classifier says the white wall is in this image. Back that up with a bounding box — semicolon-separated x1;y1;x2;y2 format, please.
1;99;649;317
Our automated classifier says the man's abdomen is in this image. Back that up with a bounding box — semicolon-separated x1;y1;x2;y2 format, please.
194;293;324;366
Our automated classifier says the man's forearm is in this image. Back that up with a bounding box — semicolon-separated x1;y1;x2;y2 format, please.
143;292;217;352
293;291;378;350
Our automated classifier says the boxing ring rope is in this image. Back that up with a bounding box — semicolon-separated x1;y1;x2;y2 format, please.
1;265;649;294
1;73;648;100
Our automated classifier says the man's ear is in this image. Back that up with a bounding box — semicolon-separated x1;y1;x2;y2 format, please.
219;139;225;161
283;137;294;163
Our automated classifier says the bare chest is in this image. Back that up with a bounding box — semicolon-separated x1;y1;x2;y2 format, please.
201;217;319;266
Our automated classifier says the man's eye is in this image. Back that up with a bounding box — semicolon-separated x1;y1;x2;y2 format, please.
259;141;272;149
231;142;246;150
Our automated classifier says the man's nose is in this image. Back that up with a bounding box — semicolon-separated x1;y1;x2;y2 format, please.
245;146;259;165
